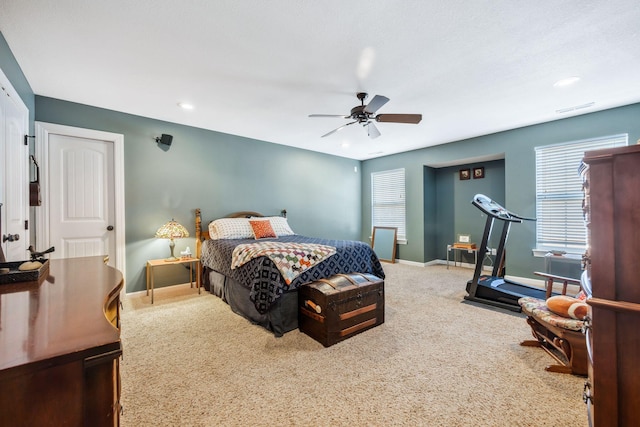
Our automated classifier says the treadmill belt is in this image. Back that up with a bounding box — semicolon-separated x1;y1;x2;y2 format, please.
492;279;548;299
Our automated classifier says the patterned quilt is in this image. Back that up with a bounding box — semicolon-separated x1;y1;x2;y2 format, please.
231;242;337;285
201;235;385;314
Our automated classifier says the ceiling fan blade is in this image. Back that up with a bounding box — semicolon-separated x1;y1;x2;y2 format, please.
309;114;349;118
364;95;390;114
321;121;358;138
375;113;422;124
367;122;381;139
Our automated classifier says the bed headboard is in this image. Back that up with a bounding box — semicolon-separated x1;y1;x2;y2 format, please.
226;211;264;219
194;208;264;258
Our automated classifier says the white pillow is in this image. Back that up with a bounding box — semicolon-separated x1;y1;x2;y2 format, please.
253;216;295;236
208;218;253;240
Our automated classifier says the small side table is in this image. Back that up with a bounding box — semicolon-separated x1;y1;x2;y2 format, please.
146;257;200;304
446;245;478;269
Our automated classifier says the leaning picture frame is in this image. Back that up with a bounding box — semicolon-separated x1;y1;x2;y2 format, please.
371;226;398;263
457;234;471;244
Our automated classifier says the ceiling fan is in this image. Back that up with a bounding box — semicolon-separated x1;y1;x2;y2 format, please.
309;92;422;139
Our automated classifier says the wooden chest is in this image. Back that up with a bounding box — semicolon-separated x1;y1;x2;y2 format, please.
298;273;384;347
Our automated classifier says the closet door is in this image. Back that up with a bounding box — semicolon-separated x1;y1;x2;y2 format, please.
0;69;29;261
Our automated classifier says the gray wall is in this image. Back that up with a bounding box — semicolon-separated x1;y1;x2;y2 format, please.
362;103;640;278
34;96;362;293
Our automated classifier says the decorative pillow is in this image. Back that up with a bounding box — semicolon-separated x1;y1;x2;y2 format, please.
575;290;587;301
249;220;277;239
546;295;589;320
256;216;295;236
208;218;253;240
519;297;584;331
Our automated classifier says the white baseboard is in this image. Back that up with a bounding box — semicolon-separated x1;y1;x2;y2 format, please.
394;259;428;267
395;259;548;289
125;282;193;296
396;259;492;270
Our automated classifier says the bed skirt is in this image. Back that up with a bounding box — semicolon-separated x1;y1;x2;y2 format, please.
205;268;298;337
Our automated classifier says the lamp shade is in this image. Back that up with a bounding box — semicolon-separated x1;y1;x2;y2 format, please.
156;219;189;261
155;219;189;239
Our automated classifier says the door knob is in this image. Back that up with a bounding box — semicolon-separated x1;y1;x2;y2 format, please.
2;234;19;243
107;225;114;231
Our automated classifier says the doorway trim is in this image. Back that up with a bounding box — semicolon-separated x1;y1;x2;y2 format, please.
35;121;126;278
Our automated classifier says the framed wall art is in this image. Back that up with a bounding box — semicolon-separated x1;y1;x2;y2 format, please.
459;169;471;180
473;167;485;179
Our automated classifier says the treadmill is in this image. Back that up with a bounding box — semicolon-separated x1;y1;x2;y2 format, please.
465;194;555;312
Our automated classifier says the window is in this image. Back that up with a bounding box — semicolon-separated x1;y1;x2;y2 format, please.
371;168;406;243
535;134;627;251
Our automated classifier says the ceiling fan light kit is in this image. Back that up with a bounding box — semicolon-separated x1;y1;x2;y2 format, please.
309;92;422;139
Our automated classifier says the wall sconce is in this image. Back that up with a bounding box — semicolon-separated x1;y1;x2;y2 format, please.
155;219;189;261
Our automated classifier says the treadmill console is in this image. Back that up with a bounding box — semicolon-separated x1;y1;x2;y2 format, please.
472;194;534;222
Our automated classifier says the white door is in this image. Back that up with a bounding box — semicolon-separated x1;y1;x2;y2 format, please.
0;69;29;261
35;123;126;274
49;135;115;260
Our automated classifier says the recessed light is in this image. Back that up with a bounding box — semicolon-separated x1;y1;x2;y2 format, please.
341;142;350;148
178;102;194;110
553;76;581;88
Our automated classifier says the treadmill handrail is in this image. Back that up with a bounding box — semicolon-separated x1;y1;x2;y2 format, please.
509;212;536;222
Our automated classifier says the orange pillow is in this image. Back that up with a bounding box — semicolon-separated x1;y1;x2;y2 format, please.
575;290;587;301
546;295;589;320
249;220;277;239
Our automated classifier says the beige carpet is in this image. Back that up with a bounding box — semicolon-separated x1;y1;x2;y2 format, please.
120;263;588;426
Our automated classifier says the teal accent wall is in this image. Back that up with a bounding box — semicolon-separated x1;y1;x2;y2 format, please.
35;96;362;293
434;160;505;266
362;103;640;278
423;166;437;261
0;32;35;134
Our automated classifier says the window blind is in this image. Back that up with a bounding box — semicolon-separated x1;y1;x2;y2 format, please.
371;168;406;241
535;134;627;250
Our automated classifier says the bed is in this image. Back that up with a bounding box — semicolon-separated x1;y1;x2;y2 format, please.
195;209;385;336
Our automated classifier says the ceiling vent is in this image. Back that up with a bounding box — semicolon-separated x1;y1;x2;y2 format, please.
556;102;595;114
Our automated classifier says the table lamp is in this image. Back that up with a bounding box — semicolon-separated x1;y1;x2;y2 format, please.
155;219;189;261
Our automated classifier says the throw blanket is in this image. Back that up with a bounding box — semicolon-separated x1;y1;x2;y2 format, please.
232;242;336;285
201;235;385;314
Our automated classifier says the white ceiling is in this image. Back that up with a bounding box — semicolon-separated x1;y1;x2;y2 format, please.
1;1;639;160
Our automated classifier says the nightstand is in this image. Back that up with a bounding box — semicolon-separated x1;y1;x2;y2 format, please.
146;257;200;303
446;244;478;269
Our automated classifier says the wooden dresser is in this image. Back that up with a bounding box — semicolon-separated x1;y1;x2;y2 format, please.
0;256;123;426
581;144;640;426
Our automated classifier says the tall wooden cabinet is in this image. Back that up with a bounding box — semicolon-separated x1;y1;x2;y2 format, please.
581;144;640;426
0;256;123;426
